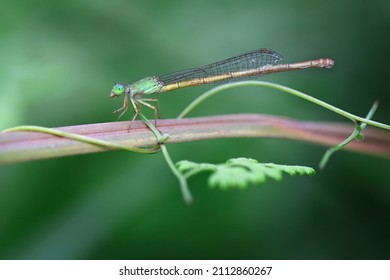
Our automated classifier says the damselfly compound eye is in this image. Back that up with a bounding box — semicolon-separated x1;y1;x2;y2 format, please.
112;83;125;96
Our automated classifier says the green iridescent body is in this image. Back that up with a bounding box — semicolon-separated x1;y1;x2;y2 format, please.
129;76;163;96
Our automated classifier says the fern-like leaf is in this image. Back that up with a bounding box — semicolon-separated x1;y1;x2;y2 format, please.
176;157;315;190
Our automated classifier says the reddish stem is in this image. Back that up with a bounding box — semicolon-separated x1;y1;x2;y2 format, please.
1;114;389;164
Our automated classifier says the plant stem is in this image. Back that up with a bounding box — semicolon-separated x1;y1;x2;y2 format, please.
319;101;379;169
1;114;389;164
139;113;193;205
2;125;158;153
178;81;390;130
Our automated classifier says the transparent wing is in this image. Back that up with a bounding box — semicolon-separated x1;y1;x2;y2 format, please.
158;49;284;85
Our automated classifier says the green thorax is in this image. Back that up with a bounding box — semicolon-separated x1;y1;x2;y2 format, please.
129;76;163;97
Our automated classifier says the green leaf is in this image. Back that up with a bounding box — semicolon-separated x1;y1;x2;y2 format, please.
176;157;315;190
176;160;216;178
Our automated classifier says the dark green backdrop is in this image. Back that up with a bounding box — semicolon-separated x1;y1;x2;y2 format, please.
0;0;389;259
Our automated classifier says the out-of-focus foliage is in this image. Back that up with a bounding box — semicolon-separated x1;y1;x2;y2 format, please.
0;0;389;259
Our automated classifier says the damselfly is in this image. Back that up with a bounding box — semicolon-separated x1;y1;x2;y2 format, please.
110;48;334;122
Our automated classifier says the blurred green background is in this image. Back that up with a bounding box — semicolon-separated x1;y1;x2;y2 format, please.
1;0;389;259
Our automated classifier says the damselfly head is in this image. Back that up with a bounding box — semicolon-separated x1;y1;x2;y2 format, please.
110;83;125;98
